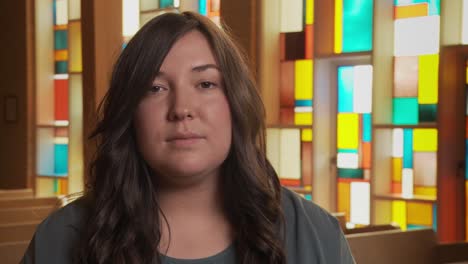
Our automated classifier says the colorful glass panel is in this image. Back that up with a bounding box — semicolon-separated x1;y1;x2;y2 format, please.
335;0;373;53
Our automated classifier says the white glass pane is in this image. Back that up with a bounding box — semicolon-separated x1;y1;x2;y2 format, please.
280;0;303;33
37;128;55;176
394;16;440;56
413;152;437;186
266;128;281;175
280;129;301;179
56;0;69;25
140;0;159;11
68;0;81;20
353;65;373;114
337;153;359;169
350;182;370;225
179;0;198;12
402;168;414;198
123;0;140;37
393;129;404;158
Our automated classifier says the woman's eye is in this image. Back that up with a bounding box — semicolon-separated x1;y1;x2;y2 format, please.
200;81;216;89
149;85;165;93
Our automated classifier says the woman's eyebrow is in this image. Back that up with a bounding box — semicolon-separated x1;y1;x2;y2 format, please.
192;64;220;72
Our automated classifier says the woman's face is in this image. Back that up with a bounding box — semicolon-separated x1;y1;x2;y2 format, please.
134;30;232;186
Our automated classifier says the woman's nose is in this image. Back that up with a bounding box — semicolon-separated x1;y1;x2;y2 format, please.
167;89;196;121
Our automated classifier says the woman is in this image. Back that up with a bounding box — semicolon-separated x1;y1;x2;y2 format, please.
22;12;354;263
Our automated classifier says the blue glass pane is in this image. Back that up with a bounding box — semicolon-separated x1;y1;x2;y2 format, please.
54;144;68;175
54;30;68;50
403;129;413;168
363;113;372;142
343;0;373;52
295;99;313;107
53;178;59;193
53;0;57;25
338;168;364;179
55;61;68;74
338;66;354;113
160;0;173;8
198;0;207;15
432;204;437;231
338;148;359;153
393;98;419;125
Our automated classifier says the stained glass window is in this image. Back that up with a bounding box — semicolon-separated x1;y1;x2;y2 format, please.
334;0;373;53
337;65;373;225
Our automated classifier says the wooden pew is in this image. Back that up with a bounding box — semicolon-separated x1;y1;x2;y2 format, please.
0;189;33;199
0;221;40;244
344;224;400;235
0;197;59;209
0;206;55;225
346;228;468;264
0;241;30;264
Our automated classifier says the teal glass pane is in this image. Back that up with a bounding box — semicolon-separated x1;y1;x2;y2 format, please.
54;144;68;175
403;129;413;168
428;0;440;15
53;179;59;193
338;66;354;113
54;30;68;50
343;0;373;52
407;224;427;230
432;205;437;231
53;0;57;25
304;194;312;200
160;0;173;8
419;104;437;122
338;168;364;179
393;98;419;125
55;61;68;74
198;0;207;15
296;100;313;107
338;148;359;153
363;113;372;142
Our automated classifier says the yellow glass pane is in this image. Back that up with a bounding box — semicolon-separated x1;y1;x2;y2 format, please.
418;54;439;104
295;60;313;100
36;177;55;197
54;50;68;61
393;158;402;182
338;113;359;149
306;0;314;24
413;129;438;151
392;200;407;230
334;0;343;53
338;181;351;222
69;21;82;72
407;202;432;226
301;129;313;142
414;186;437;197
69;0;81;20
295;112;313;125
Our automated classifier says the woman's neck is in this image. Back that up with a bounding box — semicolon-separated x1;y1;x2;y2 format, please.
157;174;233;259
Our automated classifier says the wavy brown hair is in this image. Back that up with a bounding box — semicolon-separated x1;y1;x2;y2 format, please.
76;12;286;264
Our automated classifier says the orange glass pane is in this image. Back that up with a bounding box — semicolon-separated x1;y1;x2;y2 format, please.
280;61;295;107
54;24;68;30
302;141;313;186
362;142;371;169
280;179;301;187
407;202;432;226
392;181;402;194
305;25;314;59
338;180;351;222
54;50;68;61
280;107;294;125
394;3;428;19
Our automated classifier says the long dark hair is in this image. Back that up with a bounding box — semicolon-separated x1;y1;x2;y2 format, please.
76;12;286;264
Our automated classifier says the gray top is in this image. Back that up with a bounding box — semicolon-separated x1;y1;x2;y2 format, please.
21;187;355;263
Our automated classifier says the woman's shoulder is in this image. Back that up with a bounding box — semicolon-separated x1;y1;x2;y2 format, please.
281;187;355;263
21;197;89;263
